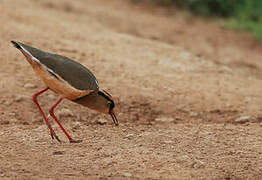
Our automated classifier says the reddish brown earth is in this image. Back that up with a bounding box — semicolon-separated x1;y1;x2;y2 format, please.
1;0;262;179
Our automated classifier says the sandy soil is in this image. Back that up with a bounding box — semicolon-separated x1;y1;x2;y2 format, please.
1;0;262;179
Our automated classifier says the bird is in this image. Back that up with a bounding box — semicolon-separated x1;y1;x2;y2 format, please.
11;41;118;143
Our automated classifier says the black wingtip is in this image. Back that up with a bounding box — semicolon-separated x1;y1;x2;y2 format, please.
11;41;21;49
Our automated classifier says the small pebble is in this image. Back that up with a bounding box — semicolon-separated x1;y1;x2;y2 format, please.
14;95;28;102
123;173;132;177
8;112;16;117
155;117;174;123
72;122;81;130
125;134;135;139
189;112;198;117
53;151;65;155
96;118;107;125
235;116;250;124
164;140;173;144
1;100;12;106
191;160;205;169
176;155;190;163
9;118;18;123
57;108;74;118
24;83;37;89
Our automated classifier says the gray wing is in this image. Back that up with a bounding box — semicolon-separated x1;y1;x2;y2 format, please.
15;41;99;91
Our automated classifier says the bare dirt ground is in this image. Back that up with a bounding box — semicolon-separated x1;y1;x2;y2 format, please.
1;0;262;179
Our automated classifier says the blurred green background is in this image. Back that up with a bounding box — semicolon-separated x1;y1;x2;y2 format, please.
135;0;262;41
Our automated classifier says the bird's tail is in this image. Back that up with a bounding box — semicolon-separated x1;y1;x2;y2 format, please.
10;40;38;66
11;41;22;49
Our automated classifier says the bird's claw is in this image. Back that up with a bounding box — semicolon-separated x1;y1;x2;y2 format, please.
50;130;62;143
49;130;80;143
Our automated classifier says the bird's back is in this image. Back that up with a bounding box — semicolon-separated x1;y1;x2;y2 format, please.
14;42;99;91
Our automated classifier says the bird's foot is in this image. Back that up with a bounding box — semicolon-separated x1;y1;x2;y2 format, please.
50;130;62;143
70;139;82;143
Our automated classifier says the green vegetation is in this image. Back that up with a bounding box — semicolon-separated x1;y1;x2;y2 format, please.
224;1;262;40
140;0;262;40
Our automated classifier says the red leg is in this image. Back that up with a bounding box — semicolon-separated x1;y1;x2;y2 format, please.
32;87;61;142
49;98;81;143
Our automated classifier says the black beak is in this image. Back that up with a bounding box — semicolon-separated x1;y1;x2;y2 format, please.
110;110;118;126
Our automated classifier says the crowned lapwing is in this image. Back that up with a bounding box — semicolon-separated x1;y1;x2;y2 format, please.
11;41;118;143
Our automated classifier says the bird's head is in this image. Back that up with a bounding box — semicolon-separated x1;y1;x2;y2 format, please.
97;90;118;126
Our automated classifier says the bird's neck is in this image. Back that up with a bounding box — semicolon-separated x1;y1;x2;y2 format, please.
72;91;107;114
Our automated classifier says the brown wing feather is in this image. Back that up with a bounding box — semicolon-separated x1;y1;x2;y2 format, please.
12;41;99;91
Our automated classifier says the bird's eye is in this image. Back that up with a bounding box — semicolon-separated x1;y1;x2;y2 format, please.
107;101;111;105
